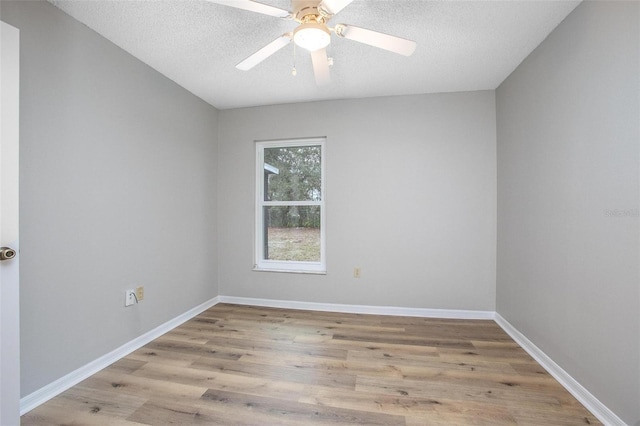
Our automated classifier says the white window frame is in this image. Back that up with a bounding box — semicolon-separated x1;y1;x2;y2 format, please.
255;138;326;274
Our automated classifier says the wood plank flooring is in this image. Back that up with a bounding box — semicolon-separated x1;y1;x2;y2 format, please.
21;303;600;425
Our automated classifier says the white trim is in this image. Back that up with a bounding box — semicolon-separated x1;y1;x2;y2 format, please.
20;296;220;415
217;296;494;320
1;21;21;426
252;267;327;275
494;313;626;426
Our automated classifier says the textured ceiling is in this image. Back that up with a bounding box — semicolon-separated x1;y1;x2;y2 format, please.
49;0;580;110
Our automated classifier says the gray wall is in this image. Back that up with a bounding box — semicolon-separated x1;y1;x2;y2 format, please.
496;1;639;424
5;1;635;422
1;1;219;396
218;92;497;311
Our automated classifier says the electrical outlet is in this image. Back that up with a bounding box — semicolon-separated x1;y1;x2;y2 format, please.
136;286;144;301
354;267;361;278
125;289;136;307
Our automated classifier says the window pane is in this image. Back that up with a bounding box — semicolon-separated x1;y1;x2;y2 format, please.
263;206;320;261
264;145;321;202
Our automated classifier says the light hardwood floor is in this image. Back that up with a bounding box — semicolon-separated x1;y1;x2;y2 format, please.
22;303;600;425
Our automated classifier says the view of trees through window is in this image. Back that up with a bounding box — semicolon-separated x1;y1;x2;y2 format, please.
264;145;322;262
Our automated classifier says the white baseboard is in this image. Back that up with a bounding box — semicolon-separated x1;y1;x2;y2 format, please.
20;296;219;415
20;295;624;426
217;295;495;320
494;313;626;426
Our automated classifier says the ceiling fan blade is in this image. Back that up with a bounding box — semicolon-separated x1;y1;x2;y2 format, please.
318;0;354;16
206;0;291;19
311;48;331;86
335;24;416;56
236;34;292;71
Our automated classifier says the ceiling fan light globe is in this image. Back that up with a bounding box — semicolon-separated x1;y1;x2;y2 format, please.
293;23;331;51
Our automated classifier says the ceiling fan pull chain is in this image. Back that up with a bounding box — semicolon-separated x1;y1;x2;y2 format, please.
292;42;297;76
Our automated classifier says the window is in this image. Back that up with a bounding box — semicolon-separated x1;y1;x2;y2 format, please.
255;138;325;273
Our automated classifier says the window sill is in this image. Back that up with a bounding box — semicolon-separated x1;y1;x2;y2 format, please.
252;267;327;275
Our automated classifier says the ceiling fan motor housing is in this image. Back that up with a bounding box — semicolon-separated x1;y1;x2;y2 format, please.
292;0;328;23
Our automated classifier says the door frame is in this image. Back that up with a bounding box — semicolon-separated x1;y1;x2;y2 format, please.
1;20;21;426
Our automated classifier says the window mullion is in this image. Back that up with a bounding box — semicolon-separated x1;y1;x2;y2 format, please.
263;200;322;207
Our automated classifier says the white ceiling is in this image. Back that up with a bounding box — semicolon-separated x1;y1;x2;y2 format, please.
49;0;580;110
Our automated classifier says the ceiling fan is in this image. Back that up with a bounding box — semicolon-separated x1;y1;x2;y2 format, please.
208;0;417;85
